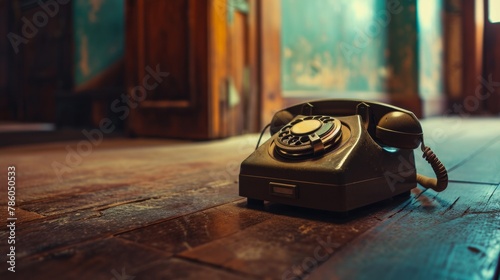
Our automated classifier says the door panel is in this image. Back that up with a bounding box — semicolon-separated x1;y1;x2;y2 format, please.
484;0;500;113
226;4;249;135
126;0;258;139
126;0;208;139
142;0;190;102
0;1;8;120
212;0;259;137
3;1;72;123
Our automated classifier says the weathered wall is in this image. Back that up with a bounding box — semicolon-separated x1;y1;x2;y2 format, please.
73;0;125;87
281;0;443;101
282;0;387;96
418;0;444;99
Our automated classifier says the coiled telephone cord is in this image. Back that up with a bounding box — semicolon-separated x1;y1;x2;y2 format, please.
416;143;448;192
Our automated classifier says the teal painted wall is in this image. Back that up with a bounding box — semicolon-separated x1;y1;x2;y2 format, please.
281;0;442;99
73;0;125;87
281;0;388;96
418;0;444;98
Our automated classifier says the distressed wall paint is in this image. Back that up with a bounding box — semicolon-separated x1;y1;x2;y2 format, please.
281;0;388;96
418;0;444;98
73;0;125;87
281;0;442;99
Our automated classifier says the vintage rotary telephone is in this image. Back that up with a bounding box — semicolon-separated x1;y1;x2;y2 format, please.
239;99;448;212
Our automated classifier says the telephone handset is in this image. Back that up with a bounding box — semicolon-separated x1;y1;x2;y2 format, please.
240;99;448;212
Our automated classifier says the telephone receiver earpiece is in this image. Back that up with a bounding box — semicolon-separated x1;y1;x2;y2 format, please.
376;112;448;192
375;111;423;149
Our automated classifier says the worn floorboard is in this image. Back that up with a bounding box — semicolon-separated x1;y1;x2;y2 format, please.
0;118;499;279
309;183;500;280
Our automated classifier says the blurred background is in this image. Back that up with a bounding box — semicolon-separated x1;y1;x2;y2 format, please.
1;0;499;145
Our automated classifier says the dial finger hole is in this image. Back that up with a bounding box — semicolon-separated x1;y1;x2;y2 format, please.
289;137;299;144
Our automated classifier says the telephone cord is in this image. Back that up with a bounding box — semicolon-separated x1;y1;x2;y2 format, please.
416;144;448;192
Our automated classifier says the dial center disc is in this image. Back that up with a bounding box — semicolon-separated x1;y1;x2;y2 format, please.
290;119;322;135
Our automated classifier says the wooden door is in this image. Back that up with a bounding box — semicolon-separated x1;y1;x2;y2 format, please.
224;0;259;135
484;0;500;113
126;0;208;139
0;0;8;120
2;0;72;123
125;0;258;139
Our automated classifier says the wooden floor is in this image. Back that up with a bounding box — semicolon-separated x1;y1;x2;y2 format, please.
0;117;499;279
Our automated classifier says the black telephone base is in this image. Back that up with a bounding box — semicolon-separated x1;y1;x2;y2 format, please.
239;115;417;212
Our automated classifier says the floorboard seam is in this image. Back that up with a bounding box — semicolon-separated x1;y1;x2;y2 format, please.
447;135;500;173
